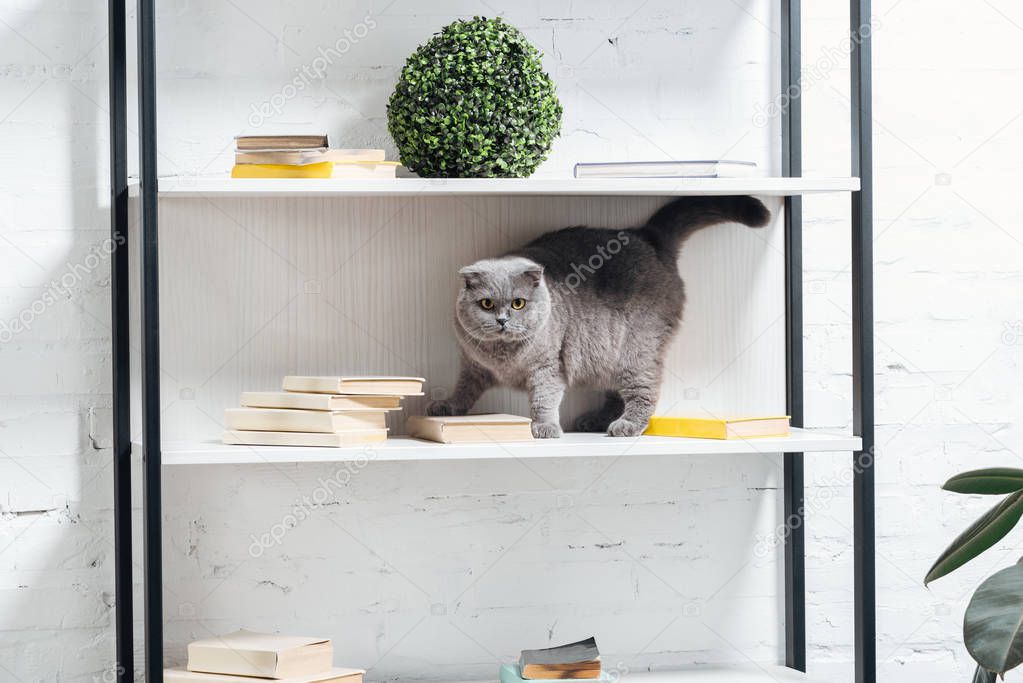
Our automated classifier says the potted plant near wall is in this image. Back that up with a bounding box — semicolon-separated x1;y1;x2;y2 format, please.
927;468;1023;681
387;16;563;178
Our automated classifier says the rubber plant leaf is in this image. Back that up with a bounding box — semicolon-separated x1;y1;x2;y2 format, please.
945;468;1023;495
965;563;1023;675
971;664;997;683
925;491;1023;584
971;664;996;683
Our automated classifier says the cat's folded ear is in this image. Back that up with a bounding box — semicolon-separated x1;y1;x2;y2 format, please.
520;265;544;287
459;266;484;289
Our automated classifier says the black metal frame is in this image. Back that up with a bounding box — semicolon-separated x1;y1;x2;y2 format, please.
107;2;876;681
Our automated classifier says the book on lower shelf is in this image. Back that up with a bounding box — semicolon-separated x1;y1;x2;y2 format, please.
165;667;364;683
573;160;756;179
407;414;534;444
644;415;791;439
185;629;335;678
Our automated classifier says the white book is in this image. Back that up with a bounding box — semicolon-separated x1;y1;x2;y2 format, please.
223;429;387;448
166;667;364;683
241;391;401;412
283;375;425;396
407;414;533;444
224;407;387;433
573;160;757;179
186;629;333;679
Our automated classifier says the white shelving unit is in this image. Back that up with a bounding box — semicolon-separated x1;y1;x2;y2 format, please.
153;176;860;198
152;429;862;466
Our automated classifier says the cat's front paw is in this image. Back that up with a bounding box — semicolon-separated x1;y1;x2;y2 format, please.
607;417;645;437
531;421;563;439
427;399;460;416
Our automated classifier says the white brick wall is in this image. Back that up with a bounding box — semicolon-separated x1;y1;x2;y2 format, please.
2;0;1022;681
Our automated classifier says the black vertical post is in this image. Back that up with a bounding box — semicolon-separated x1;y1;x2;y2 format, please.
781;0;806;673
137;0;163;679
850;0;876;682
108;0;133;681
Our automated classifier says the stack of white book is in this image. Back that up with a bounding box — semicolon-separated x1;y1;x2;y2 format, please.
166;629;364;682
223;375;425;448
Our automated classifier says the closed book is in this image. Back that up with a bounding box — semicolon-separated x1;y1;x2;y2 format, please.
186;629;332;679
644;415;791;439
241;391;401;412
231;162;333;179
166;667;364;683
407;414;533;444
573;160;756;179
223;429;387;448
283;376;425;396
235;134;329;151
520;637;600;679
224;407;387;433
501;665;610;683
332;162;399;179
235;149;387;165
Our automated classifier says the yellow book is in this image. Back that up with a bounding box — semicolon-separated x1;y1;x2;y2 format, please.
644;415;791;440
231;161;333;178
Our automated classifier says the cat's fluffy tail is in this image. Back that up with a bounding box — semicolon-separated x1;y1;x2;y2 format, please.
640;196;770;258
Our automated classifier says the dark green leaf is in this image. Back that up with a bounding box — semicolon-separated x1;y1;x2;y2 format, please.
945;468;1023;495
965;564;1023;674
972;664;996;683
926;491;1023;584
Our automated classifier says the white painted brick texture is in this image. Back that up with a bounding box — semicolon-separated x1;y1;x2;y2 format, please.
2;1;1022;682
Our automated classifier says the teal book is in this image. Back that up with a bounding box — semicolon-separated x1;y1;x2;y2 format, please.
500;665;610;683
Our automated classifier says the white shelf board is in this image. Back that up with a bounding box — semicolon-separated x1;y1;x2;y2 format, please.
151;429;860;465
151;176;861;198
457;667;819;683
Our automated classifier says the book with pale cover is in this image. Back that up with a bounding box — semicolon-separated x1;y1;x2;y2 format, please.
166;667;364;683
224;407;386;433
407;414;533;444
186;629;333;678
241;391;401;412
283;376;424;396
644;415;790;440
223;429;387;448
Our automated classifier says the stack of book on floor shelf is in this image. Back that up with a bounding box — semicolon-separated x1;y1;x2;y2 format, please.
166;629;364;682
232;134;400;179
223;375;425;448
501;637;607;683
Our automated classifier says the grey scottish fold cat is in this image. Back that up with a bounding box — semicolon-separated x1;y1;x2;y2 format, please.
427;196;770;438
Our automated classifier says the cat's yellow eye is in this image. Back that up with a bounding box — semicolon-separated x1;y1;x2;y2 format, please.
479;298;494;310
511;298;526;310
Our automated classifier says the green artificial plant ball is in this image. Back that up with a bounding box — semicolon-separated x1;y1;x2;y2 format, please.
387;16;564;178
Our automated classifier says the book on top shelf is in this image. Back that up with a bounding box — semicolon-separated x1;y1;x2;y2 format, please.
224;407;387;433
231;162;334;179
186;629;333;679
235;149;386;166
235;134;329;151
573;160;756;179
407;414;533;444
223;429;387;448
644;415;791;439
282;376;425;396
241;391;401;412
166;668;364;683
